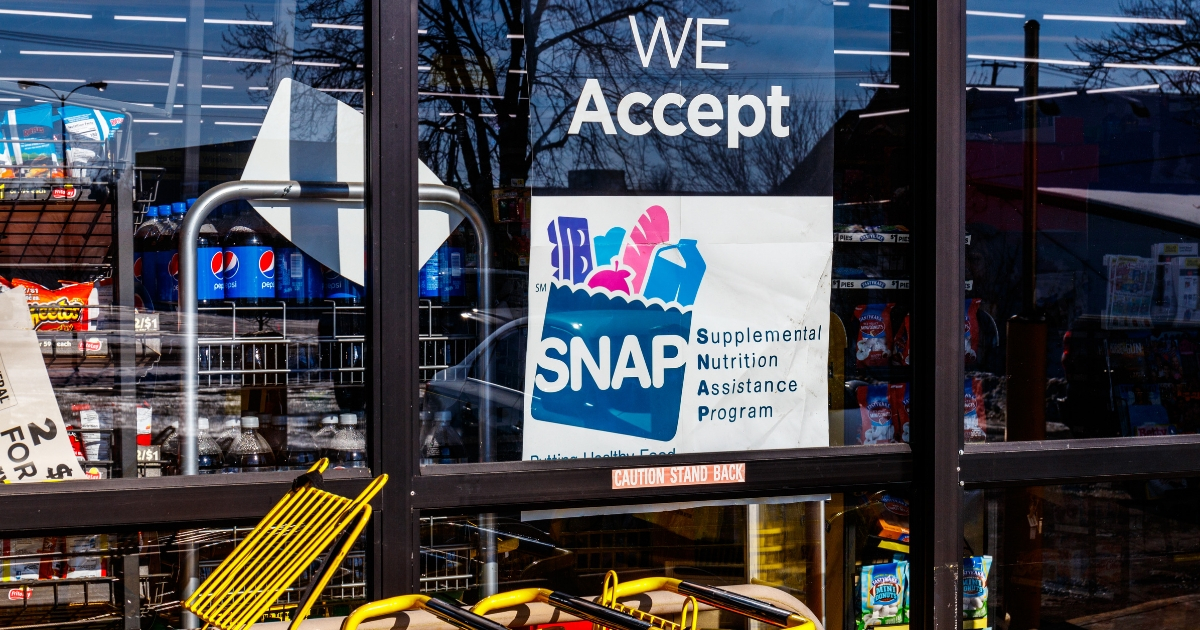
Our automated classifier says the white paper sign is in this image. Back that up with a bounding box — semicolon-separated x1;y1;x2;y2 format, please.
0;289;86;482
522;195;832;460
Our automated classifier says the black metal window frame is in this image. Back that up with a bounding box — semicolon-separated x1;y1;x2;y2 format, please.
2;1;1200;629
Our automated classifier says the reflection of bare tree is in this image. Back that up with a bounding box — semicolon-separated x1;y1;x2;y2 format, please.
417;0;841;204
1070;0;1200;93
223;0;365;107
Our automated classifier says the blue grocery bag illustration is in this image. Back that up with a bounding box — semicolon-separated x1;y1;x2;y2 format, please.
530;205;705;441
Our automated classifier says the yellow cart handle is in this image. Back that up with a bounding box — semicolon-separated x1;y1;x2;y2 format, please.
611;578;814;630
342;594;512;630
471;588;655;630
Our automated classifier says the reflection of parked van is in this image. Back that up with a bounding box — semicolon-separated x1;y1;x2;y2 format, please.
424;317;528;462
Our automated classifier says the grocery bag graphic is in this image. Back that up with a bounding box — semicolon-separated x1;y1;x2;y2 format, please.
532;205;701;441
523;195;834;460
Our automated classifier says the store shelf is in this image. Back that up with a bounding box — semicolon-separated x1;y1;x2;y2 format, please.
836;232;910;244
834;279;910;290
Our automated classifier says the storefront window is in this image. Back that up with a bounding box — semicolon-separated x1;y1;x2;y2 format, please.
416;0;914;464
0;526;367;627
965;0;1200;441
0;0;368;481
964;479;1200;630
421;491;912;630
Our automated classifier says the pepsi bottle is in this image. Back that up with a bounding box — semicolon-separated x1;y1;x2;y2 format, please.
222;213;275;306
153;202;185;310
134;205;162;306
196;221;225;307
276;245;324;306
322;266;364;306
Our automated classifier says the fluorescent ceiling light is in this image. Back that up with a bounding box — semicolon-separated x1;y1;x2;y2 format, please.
868;3;909;10
509;69;527;74
114;15;185;22
294;61;340;67
1044;14;1187;25
21;50;173;59
202;84;233;89
860;82;900;88
860;108;909;118
0;77;83;83
479;113;497;117
0;9;90;18
1086;83;1160;94
317;88;363;92
132;119;183;123
311;23;362;30
833;2;849;5
967;86;1020;92
419;91;503;99
0;98;19;102
204;18;272;26
418;66;432;71
507;34;524;38
1104;62;1200;71
1014;90;1077;102
204;55;270;64
103;80;170;86
147;132;158;135
967;10;1025;18
200;105;267;109
248;87;270;91
214;121;261;126
835;49;910;56
418;29;427;34
969;54;1089;67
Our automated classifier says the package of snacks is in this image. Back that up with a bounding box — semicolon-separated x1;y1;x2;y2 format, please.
893;313;910;366
964;376;987;442
1;277;99;331
889;383;910;444
964;299;981;365
857;384;895;444
859;561;907;629
963;555;993;627
855;303;895;367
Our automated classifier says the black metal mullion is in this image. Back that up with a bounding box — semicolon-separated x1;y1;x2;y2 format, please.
908;0;967;626
370;0;422;600
0;472;372;534
962;435;1200;488
412;445;912;511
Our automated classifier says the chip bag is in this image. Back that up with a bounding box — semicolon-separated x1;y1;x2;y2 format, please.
965;299;981;365
857;384;895;444
963;555;993;626
855;303;894;367
893;313;910;366
1;276;99;331
889;383;910;444
859;561;907;629
964;376;987;442
1;103;63;178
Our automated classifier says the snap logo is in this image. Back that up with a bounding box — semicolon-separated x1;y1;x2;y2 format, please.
531;205;705;441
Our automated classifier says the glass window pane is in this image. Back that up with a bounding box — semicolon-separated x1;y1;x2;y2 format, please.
0;526;367;627
965;1;1200;441
422;491;911;630
417;0;914;463
964;479;1200;629
0;0;367;481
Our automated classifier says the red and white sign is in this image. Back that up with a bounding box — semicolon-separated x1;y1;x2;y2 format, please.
612;463;746;490
8;587;31;601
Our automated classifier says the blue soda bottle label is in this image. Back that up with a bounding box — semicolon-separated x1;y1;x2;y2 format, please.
224;246;275;299
419;249;440;297
155;250;179;303
197;246;225;301
324;268;364;300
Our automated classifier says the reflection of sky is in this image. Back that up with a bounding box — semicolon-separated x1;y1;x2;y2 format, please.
967;0;1151;88
0;1;363;152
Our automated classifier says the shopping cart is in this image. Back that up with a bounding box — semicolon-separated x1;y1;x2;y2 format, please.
470;586;677;630
601;573;816;630
182;459;388;630
339;593;510;630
